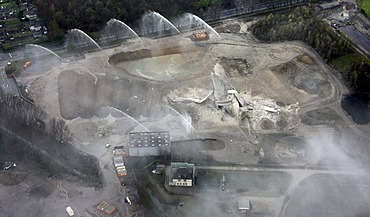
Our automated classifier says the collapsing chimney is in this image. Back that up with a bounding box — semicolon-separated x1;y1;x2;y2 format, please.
211;63;244;118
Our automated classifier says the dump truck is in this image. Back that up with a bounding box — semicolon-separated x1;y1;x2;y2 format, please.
113;156;124;168
112;145;127;156
116;166;127;177
191;30;209;41
113;156;127;177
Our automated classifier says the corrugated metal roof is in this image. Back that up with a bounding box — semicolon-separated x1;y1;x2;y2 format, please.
129;131;170;148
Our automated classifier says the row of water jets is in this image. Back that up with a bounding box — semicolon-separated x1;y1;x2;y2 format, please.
23;12;217;136
27;12;221;56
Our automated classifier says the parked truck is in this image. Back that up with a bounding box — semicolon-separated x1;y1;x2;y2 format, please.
113;156;127;177
112;145;127;156
191;30;209;41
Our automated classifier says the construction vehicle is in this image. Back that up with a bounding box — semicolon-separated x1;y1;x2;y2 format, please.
113;156;124;168
191;30;209;41
66;206;74;216
116;166;127;177
23;61;32;69
3;161;16;170
113;156;127;177
112;145;127;156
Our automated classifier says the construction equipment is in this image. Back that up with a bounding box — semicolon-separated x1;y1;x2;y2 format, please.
113;156;124;168
113;156;127;177
191;30;209;41
23;61;32;69
112;145;127;156
116;166;127;177
66;206;74;216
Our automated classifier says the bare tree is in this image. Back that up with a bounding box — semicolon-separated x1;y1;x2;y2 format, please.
51;118;73;143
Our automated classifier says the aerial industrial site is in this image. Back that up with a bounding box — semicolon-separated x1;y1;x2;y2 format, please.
1;1;370;217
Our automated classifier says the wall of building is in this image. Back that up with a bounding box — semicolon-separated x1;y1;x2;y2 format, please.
129;146;159;156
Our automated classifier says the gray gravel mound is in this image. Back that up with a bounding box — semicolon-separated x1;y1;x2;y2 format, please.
272;60;331;95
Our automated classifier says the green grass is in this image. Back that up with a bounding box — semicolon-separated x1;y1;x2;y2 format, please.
361;0;370;18
13;31;33;38
0;1;15;8
4;19;20;26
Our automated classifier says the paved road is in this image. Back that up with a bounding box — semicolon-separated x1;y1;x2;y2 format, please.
196;165;367;176
339;25;370;54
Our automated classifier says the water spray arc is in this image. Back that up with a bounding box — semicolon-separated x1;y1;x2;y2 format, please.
151;11;181;35
123;113;149;132
26;44;63;61
106;18;143;44
110;107;149;132
69;29;102;51
168;106;198;135
141;11;181;37
181;13;221;39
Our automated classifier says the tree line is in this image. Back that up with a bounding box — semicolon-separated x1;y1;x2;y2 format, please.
30;0;240;40
0;88;73;144
251;6;370;96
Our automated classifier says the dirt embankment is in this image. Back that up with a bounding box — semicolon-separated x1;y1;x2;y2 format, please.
108;49;152;64
0;122;103;187
271;55;331;95
58;69;163;119
108;46;198;65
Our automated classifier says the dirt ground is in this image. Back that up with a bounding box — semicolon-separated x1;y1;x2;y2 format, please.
2;18;370;217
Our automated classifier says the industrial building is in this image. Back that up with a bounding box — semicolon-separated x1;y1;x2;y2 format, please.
168;162;195;187
128;131;170;156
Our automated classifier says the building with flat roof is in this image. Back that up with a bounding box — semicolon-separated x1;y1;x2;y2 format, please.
128;131;170;156
168;162;195;187
238;198;252;213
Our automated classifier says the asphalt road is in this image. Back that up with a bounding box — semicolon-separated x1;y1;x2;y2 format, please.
339;25;370;54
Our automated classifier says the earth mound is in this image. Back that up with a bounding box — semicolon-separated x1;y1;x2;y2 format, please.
272;60;331;95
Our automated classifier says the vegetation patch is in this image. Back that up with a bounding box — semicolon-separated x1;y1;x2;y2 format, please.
5;59;24;76
361;0;370;19
251;6;370;96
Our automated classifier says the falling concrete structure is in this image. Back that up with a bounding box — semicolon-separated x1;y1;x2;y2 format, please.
211;63;244;118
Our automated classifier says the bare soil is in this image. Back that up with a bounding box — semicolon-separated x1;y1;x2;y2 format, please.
3;19;369;217
0;172;28;186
